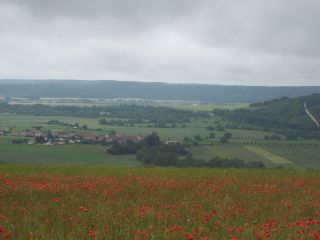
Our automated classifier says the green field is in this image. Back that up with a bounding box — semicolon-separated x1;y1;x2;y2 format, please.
245;146;293;165
189;145;281;167
0;137;139;165
264;146;320;169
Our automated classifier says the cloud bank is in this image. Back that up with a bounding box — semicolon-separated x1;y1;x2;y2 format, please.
0;0;319;85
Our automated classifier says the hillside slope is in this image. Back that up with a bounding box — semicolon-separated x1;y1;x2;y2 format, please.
216;94;320;130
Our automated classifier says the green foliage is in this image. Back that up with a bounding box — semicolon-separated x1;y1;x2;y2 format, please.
136;147;179;166
208;132;216;139
107;141;141;155
219;132;232;144
214;94;320;139
12;139;28;144
35;136;46;144
215;94;320;130
143;132;161;147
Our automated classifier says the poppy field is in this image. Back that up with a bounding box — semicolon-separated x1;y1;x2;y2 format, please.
1;166;320;239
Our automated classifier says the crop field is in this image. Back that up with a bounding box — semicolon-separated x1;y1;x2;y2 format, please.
1;166;320;239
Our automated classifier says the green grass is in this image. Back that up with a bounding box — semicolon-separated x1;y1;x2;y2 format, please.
245;146;293;165
189;145;279;167
263;146;320;169
0;137;139;165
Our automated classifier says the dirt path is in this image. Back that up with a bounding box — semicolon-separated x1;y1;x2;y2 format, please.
304;102;320;128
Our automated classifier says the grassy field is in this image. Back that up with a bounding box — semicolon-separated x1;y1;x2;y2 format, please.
264;146;320;169
0;137;139;165
245;146;293;165
189;145;274;166
1;166;320;239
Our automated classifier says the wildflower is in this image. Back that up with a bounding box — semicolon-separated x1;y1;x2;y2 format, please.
3;232;11;239
89;229;96;239
79;206;88;212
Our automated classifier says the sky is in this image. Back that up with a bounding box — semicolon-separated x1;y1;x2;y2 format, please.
0;0;320;86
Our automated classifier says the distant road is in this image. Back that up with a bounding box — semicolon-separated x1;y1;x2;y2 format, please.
304;102;320;128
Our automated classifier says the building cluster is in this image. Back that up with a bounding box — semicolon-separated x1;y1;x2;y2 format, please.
3;129;144;146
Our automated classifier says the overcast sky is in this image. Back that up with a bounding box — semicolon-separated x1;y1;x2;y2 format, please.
0;0;320;86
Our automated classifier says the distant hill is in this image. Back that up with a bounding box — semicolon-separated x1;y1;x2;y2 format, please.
0;80;320;103
216;94;320;131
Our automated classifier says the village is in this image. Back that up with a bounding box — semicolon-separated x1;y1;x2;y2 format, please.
0;129;144;146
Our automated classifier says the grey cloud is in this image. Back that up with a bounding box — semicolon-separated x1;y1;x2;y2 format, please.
0;0;319;85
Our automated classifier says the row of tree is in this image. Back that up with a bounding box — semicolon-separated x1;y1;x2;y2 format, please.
47;120;88;130
0;103;205;124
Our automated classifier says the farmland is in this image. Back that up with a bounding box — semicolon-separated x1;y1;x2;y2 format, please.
1;166;320;239
1;107;320;168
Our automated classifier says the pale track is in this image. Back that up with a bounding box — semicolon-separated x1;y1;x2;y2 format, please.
304;102;320;128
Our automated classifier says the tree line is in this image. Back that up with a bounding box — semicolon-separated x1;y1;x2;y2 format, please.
0;103;205;124
107;133;265;168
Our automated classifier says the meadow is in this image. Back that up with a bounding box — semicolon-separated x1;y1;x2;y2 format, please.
1;166;320;239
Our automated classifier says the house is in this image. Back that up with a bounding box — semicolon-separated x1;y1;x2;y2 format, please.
99;111;110;116
34;130;47;137
44;142;53;146
52;131;75;139
20;131;34;137
76;132;98;140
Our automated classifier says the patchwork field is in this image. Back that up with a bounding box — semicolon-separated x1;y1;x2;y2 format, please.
1;166;320;239
1;113;320;168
